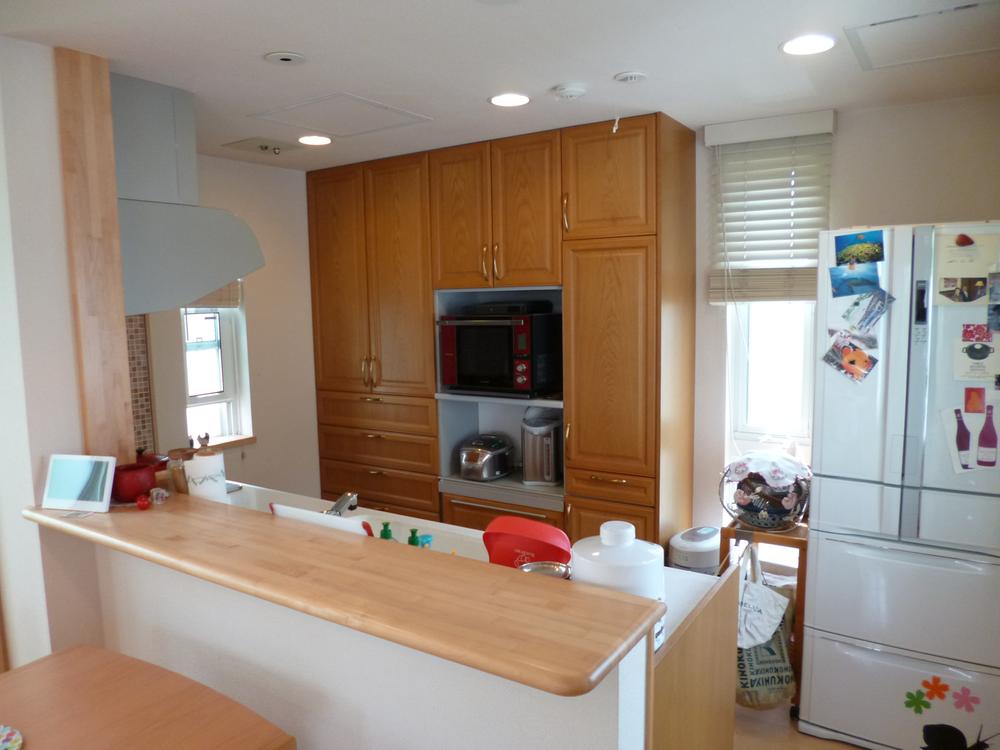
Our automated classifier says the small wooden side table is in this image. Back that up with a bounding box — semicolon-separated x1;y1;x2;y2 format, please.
719;521;809;711
0;645;296;749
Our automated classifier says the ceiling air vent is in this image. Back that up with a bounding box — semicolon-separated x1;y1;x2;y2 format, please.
845;2;1000;70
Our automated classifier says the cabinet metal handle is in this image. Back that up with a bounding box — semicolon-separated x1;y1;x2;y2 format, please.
564;422;571;459
481;244;489;281
367;469;385;476
365;433;385;440
360;396;383;403
561;193;570;231
450;498;547;520
492;243;502;280
566;502;573;516
589;475;628;485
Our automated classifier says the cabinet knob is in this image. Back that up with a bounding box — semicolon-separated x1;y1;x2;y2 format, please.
367;469;385;476
360;396;383;403
365;433;385;440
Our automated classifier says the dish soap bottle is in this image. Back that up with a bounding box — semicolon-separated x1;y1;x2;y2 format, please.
379;522;397;542
407;528;420;546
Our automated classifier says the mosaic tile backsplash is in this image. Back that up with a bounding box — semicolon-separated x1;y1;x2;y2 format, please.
126;314;155;452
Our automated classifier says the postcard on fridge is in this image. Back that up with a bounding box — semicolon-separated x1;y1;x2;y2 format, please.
834;230;885;266
822;331;878;383
829;263;881;298
953;340;1000;380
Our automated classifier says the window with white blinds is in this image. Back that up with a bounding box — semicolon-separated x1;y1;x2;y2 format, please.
709;133;832;303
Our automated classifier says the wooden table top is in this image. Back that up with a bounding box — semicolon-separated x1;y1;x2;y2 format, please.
0;645;294;749
24;495;664;696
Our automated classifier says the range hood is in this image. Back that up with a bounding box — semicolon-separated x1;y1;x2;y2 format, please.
111;73;264;315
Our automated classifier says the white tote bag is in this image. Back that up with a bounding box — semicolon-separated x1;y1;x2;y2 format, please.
737;545;789;649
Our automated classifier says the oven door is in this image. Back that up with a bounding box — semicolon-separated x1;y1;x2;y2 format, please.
439;318;519;393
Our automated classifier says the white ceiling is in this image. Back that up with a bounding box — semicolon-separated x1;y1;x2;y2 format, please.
2;0;999;171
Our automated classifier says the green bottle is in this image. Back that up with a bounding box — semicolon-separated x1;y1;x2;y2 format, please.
407;528;420;546
379;521;394;541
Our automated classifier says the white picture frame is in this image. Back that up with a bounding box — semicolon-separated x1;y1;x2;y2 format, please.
42;454;117;513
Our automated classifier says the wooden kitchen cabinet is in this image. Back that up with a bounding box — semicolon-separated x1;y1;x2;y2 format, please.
563;236;657;477
308;165;371;393
565;495;656;543
490;130;562;286
442;493;564;531
429;142;492;289
430;132;561;288
364;153;436;397
560;114;657;240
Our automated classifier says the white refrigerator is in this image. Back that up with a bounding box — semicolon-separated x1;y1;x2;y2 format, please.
800;223;1000;749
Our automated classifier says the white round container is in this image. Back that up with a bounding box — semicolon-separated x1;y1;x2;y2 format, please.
571;521;666;649
667;526;720;575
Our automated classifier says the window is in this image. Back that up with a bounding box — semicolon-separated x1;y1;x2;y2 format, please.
182;306;251;442
712;133;831;466
727;301;814;460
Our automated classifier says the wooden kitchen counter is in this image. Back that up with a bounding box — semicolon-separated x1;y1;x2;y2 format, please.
24;494;663;697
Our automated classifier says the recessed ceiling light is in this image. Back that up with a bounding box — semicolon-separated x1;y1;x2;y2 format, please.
781;34;836;55
490;93;530;107
263;51;306;65
298;135;332;146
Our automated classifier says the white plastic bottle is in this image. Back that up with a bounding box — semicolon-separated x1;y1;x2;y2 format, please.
571;521;666;649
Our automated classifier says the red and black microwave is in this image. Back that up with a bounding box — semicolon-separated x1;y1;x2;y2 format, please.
438;303;561;398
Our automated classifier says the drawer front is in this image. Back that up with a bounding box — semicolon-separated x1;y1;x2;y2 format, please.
565;495;656;543
442;494;564;531
316;390;437;435
319;425;438;475
806;531;1000;666
564;468;655;507
320;460;440;513
801;630;1000;749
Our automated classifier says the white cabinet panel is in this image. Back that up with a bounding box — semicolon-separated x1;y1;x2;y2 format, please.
807;531;1000;666
811;476;900;538
110;73;198;205
801;630;1000;750
812;227;910;485
918;489;1000;555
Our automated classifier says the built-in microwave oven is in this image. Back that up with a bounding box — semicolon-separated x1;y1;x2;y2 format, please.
438;302;561;398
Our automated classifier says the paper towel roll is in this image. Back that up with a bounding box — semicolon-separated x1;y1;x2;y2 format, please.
184;453;227;502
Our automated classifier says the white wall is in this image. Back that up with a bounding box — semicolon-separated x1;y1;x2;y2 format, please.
0;36;101;665
690;92;1000;525
150;156;320;497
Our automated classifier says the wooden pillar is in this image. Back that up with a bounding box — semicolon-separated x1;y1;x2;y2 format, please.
53;48;135;462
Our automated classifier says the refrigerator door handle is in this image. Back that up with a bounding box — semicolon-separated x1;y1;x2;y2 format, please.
900;226;935;540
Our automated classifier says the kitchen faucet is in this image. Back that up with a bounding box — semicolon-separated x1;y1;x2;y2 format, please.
323;491;358;516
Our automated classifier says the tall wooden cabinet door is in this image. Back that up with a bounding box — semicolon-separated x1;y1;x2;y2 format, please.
429;142;492;289
563;236;657;476
565;496;656;543
364;154;436;397
490;130;562;286
308;165;371;393
561;114;656;240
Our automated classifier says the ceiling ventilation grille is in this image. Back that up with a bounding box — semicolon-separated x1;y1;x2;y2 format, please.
845;2;1000;70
